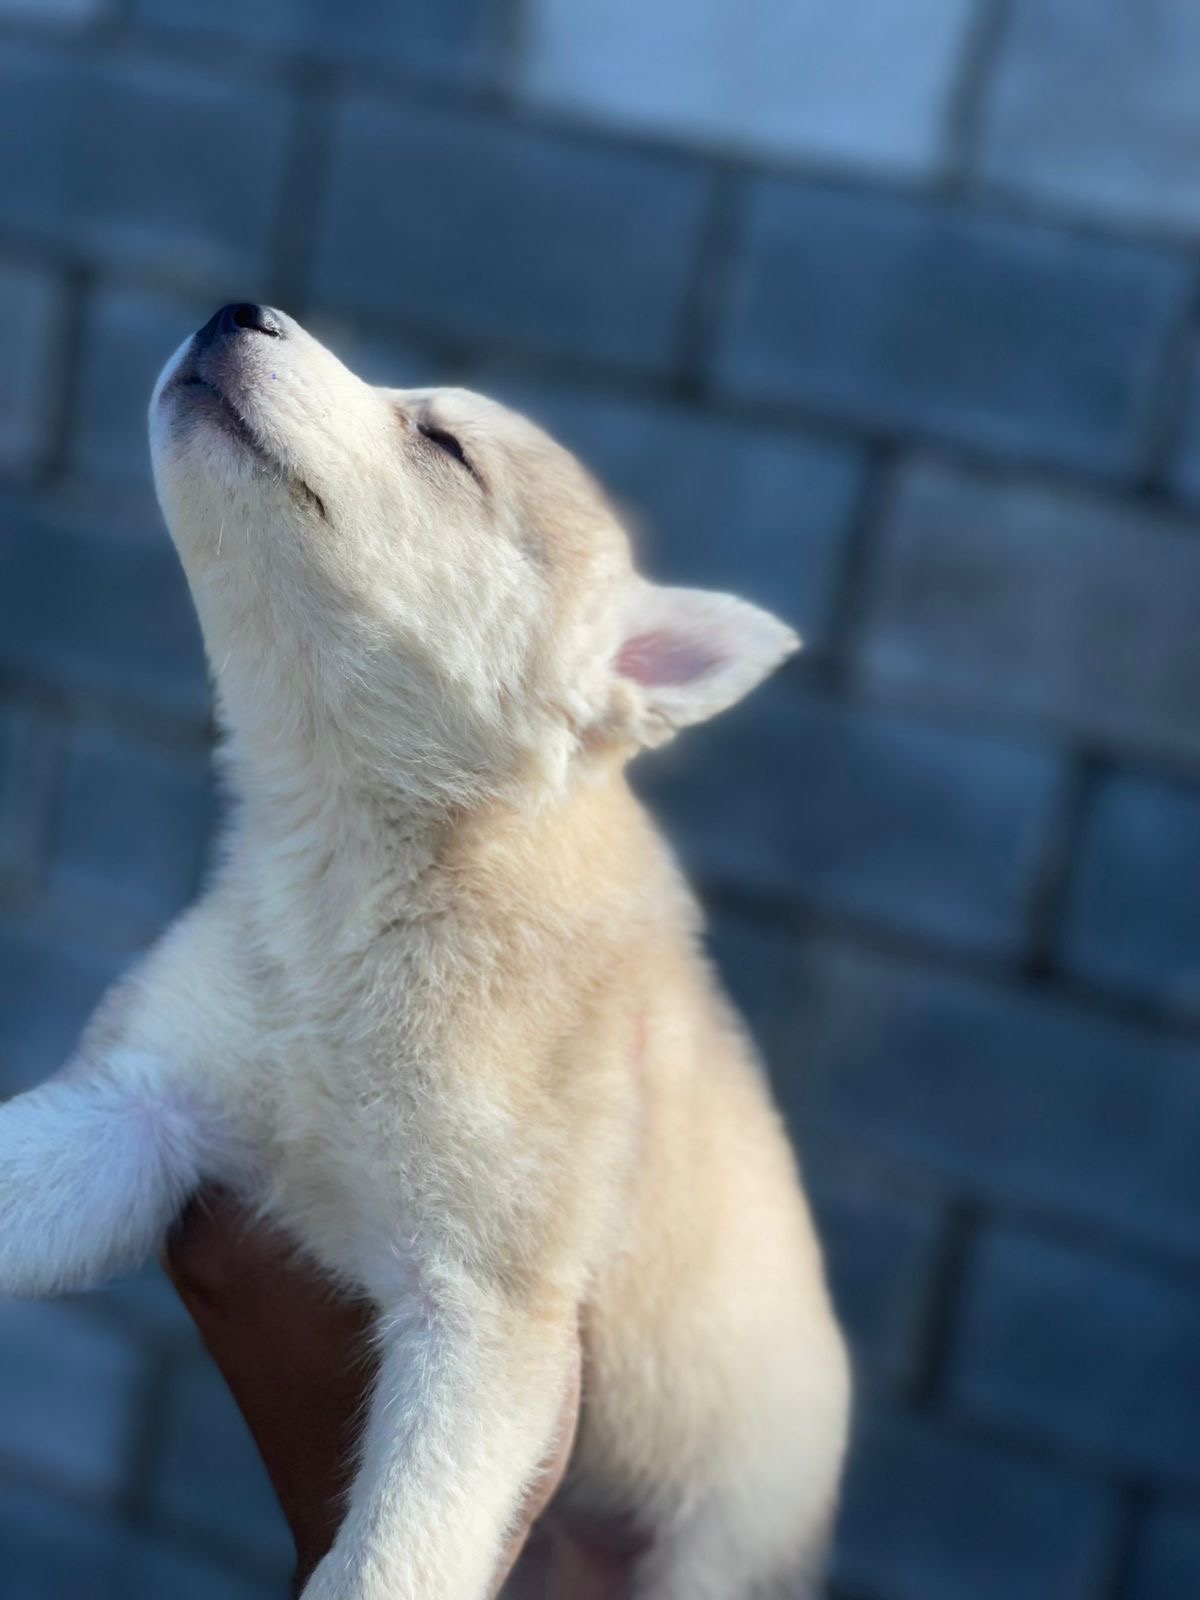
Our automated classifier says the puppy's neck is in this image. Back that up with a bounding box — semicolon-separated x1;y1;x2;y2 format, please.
225;723;643;953
218;733;442;926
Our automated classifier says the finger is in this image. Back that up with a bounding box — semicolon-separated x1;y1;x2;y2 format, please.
165;1187;376;1585
166;1189;583;1597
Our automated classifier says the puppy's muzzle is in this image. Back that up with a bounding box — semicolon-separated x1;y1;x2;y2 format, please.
193;302;285;354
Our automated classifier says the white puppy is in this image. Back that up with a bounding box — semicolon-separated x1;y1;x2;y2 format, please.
0;304;849;1598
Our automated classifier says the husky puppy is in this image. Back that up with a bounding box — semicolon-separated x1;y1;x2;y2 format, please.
0;304;849;1598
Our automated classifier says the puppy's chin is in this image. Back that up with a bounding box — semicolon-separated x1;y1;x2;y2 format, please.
151;328;278;495
164;375;274;464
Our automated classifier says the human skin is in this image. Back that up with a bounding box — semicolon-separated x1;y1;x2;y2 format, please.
163;1188;581;1598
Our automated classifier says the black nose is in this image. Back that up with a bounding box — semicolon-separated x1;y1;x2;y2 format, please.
193;302;284;352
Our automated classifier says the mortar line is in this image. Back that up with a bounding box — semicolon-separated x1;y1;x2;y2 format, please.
905;1199;980;1406
1098;1485;1150;1600
944;0;1012;193
818;444;901;699
1020;751;1097;983
265;60;336;318
673;163;748;401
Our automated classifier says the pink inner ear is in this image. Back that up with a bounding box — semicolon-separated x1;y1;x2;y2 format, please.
617;630;724;688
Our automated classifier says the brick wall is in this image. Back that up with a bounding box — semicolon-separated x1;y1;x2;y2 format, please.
1;2;1198;1597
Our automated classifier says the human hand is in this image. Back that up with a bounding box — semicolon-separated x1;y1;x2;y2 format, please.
163;1187;580;1597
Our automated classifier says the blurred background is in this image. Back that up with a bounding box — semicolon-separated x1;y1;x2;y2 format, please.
2;0;1200;1596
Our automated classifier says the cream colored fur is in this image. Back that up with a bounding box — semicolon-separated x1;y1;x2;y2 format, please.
0;310;850;1598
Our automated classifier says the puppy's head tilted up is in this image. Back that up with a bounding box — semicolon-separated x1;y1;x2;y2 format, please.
151;305;797;805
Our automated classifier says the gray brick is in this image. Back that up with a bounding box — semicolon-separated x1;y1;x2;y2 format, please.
0;707;53;885
715;184;1188;476
89;1262;193;1346
0;259;65;478
135;0;495;83
978;0;1200;234
69;284;214;488
0;1484;125;1600
802;942;1200;1256
114;1533;283;1600
310;98;712;375
810;1175;942;1389
1168;339;1200;507
488;378;863;652
0;1301;145;1500
0;924;120;1095
706;904;807;1075
1131;1509;1200;1600
0;500;209;720
48;728;213;936
0;1480;278;1600
518;0;974;178
149;1354;292;1566
952;1226;1200;1486
303;313;445;391
0;41;290;288
0;0;108;20
1060;771;1200;1014
857;461;1200;766
833;1407;1113;1600
636;682;1064;956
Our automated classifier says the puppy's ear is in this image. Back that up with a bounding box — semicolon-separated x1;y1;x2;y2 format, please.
604;581;800;748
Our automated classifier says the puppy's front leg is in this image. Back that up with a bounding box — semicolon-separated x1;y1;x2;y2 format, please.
303;1276;577;1600
0;1052;212;1298
0;896;252;1298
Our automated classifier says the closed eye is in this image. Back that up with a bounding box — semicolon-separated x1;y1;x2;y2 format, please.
418;421;470;471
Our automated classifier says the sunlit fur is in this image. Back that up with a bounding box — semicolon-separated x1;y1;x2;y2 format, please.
0;312;849;1599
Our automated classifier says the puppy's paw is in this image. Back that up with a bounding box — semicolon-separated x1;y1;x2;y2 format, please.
0;1063;206;1298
